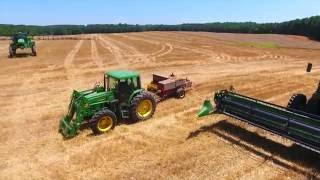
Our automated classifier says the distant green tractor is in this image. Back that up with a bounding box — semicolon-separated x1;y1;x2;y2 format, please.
9;32;37;58
59;70;157;138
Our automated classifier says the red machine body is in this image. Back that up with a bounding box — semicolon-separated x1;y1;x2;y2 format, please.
147;73;192;101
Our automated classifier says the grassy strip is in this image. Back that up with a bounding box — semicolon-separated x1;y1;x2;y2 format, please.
238;42;279;49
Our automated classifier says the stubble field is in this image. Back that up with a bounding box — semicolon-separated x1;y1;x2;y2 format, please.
0;32;319;179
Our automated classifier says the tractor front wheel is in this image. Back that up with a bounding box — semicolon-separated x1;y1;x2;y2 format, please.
9;46;15;58
90;108;117;135
130;91;156;123
305;95;320;115
31;45;37;56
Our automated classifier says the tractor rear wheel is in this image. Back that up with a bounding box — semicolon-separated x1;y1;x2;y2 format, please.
305;95;320;115
31;45;37;56
287;94;307;111
90;108;117;135
130;91;156;123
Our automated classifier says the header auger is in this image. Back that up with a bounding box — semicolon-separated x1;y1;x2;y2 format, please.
198;63;320;153
198;90;320;153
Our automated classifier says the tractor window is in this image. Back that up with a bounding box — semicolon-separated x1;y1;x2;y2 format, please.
15;34;26;40
107;77;118;90
131;77;140;89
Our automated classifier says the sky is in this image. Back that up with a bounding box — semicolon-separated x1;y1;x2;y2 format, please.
0;0;319;25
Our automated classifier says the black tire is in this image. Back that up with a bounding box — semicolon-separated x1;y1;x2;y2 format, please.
130;91;156;123
287;94;307;111
305;95;320;115
31;45;37;56
9;45;14;58
90;108;117;135
176;88;185;99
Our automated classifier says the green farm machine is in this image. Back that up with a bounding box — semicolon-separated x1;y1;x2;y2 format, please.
9;32;37;58
198;65;320;153
59;70;157;138
59;70;193;138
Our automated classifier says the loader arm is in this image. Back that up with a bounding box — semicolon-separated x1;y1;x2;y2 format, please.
59;89;93;138
66;91;77;120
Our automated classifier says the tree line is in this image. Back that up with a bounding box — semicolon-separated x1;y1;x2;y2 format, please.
0;16;319;40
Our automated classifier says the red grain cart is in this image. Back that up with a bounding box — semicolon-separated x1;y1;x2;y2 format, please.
147;73;192;102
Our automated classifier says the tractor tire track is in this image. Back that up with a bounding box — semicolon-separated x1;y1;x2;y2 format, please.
117;34;174;61
110;34;141;55
136;32;293;63
98;34;150;67
63;40;84;85
98;35;126;67
90;39;103;68
152;43;173;59
105;34;149;64
64;40;84;68
134;32;229;63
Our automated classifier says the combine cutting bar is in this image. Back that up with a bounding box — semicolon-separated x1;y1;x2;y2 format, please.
199;90;320;153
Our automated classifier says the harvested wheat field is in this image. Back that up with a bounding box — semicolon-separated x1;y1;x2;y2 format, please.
0;32;320;179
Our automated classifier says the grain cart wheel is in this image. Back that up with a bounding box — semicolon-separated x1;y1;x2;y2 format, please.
90;108;117;135
130;91;156;123
31;45;37;56
176;88;186;99
287;94;307;111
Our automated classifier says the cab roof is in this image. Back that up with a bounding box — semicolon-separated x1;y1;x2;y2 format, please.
106;70;140;79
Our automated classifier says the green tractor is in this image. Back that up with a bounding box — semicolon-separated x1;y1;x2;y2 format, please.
59;70;157;138
9;32;37;58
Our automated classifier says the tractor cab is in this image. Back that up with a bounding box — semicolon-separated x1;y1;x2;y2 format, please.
105;70;141;104
13;32;28;40
12;33;28;46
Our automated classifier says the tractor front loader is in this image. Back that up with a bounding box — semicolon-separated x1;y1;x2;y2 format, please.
59;70;157;138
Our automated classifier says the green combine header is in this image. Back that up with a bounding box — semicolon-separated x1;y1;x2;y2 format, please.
198;90;320;153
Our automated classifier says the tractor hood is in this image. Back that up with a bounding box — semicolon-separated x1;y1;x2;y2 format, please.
17;38;25;44
72;87;115;106
18;38;24;43
83;89;115;105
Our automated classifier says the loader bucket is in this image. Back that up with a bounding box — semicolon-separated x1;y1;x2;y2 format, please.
58;90;80;138
198;100;215;117
59;116;78;138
